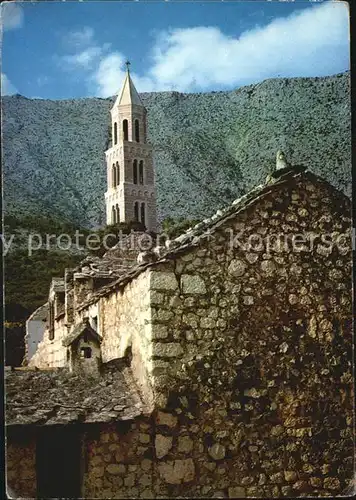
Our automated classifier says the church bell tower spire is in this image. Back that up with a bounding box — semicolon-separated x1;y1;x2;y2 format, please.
104;62;157;232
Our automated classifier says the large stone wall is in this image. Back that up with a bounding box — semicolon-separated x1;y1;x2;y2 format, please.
83;418;155;499
6;430;37;497
139;175;353;496
95;270;154;407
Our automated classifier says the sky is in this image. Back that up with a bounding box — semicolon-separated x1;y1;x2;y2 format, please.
0;0;350;100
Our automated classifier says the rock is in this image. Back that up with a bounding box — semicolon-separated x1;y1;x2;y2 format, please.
181;274;207;294
155;411;178;428
228;259;247;277
139;433;150;444
158;458;195;484
138;473;151;487
141;459;152;471
260;260;276;275
106;464;126;475
150;271;179;291
228;486;246;497
245;253;259;264
270;425;285;437
288;294;298;305
91;466;105;477
155;434;173;459
178;436;193;453
200;317;215;328
284;470;298;482
152;343;183;358
208;443;226;461
323;477;341;490
243;295;254;305
151;325;169;340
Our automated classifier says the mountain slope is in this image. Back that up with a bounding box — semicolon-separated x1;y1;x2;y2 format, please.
2;71;351;228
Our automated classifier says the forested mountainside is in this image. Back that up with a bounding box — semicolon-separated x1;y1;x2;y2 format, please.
2;71;351;229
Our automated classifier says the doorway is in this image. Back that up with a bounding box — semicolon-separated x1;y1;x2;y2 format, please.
36;425;82;498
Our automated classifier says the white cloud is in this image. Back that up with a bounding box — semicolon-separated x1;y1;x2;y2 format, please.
0;3;24;31
1;73;18;95
62;46;107;70
146;1;350;92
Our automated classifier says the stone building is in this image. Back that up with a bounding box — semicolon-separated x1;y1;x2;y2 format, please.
6;157;354;498
104;64;157;231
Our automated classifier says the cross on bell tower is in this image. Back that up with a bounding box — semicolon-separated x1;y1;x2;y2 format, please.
104;63;157;231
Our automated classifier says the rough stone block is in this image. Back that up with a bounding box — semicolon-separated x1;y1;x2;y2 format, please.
228;259;247;277
228;486;246;497
152;325;169;340
106;464;126;475
152;342;183;358
155;411;178;428
150;272;178;291
158;458;195;484
155;434;173;459
177;436;193;454
181;274;207;294
208;443;226;460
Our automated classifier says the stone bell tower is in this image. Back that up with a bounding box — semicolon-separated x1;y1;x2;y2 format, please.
104;62;157;231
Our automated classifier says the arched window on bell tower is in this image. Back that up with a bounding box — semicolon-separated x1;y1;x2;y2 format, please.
116;161;120;185
140;203;146;226
114;122;118;145
112;206;116;224
123;119;128;141
116;204;120;223
135;119;140;142
133;160;138;184
134;202;139;222
139;160;144;185
112;164;116;187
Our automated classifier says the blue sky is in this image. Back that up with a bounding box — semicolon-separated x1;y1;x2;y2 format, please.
1;1;350;99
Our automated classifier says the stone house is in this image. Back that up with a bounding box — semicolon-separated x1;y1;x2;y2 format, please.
6;160;354;498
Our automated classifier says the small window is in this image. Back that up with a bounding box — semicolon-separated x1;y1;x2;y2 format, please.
123;119;128;141
133;159;138;184
135;119;140;142
134;201;139;222
116;204;120;223
66;349;70;361
112;164;116;187
141;203;145;226
114;122;118;145
83;333;88;343
139;160;144;184
80;347;92;359
116;161;120;185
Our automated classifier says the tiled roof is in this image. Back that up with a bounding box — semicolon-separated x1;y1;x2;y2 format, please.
5;362;146;426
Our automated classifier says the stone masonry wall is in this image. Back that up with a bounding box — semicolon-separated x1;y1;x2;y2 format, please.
94;270;154;407
83;418;155;499
140;175;353;497
6;431;37;497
